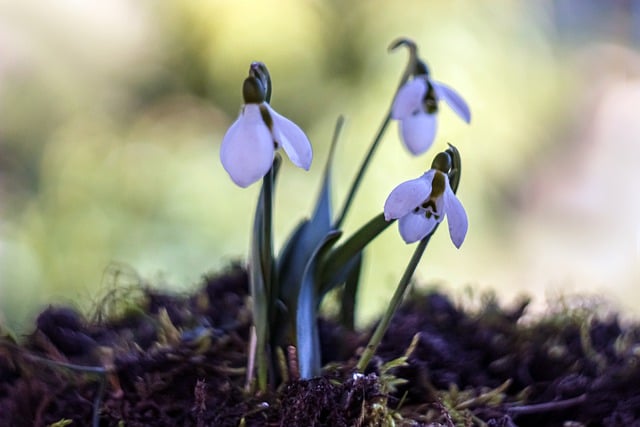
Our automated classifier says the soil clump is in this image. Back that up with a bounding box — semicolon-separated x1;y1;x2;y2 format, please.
1;266;640;426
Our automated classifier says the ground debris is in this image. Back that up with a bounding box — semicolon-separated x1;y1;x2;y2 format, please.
2;268;640;426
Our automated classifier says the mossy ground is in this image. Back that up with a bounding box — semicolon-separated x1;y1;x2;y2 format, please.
2;266;640;426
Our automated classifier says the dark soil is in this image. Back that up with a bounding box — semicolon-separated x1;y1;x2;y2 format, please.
2;265;640;426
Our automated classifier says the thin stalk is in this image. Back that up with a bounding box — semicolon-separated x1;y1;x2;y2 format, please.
254;63;274;392
262;79;275;298
508;394;587;416
334;38;418;228
21;350;109;374
356;230;433;372
262;168;274;298
334;113;391;228
17;349;108;427
92;377;106;427
255;166;274;392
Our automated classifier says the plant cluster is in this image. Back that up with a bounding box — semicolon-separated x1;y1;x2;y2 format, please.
219;37;471;391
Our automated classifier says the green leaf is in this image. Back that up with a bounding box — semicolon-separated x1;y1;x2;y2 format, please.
277;219;311;307
296;230;342;379
277;164;332;309
275;118;342;344
319;213;392;291
339;252;362;331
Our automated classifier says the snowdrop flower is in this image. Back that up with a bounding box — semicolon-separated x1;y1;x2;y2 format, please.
384;167;468;247
220;62;312;187
391;62;471;155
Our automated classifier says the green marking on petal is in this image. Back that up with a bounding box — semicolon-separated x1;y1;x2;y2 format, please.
423;81;439;114
430;171;446;199
259;104;274;133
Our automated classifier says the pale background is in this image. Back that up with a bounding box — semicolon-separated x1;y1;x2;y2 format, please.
1;0;639;332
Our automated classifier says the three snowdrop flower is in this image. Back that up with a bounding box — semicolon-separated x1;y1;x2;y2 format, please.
220;58;469;247
220;62;312;188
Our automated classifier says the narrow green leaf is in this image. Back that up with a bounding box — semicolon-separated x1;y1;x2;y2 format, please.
338;252;362;331
278;117;341;300
296;230;342;379
275;117;342;345
319;213;392;289
277;219;311;307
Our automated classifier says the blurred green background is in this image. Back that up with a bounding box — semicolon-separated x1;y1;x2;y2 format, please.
2;0;640;333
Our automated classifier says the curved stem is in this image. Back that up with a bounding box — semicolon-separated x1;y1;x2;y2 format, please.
333;39;419;228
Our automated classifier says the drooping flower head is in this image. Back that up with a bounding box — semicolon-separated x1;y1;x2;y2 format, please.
220;62;312;187
391;59;471;156
384;148;468;247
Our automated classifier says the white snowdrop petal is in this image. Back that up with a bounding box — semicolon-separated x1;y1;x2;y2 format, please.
399;113;437;155
443;184;468;248
431;80;471;124
220;105;274;187
268;105;313;170
383;173;433;220
398;212;437;244
391;78;427;119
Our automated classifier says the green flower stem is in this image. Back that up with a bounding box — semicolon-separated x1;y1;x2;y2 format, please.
262;167;275;298
252;162;277;392
334;113;391;229
254;64;275;392
262;79;275;298
356;228;434;372
334;38;418;229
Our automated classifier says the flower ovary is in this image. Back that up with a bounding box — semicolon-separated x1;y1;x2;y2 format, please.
243;77;266;104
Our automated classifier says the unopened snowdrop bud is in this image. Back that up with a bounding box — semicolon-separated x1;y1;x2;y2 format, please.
220;62;312;187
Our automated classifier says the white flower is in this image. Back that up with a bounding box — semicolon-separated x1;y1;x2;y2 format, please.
220;102;312;187
391;76;471;155
383;169;468;247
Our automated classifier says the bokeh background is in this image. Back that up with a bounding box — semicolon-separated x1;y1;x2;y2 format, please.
1;0;640;333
